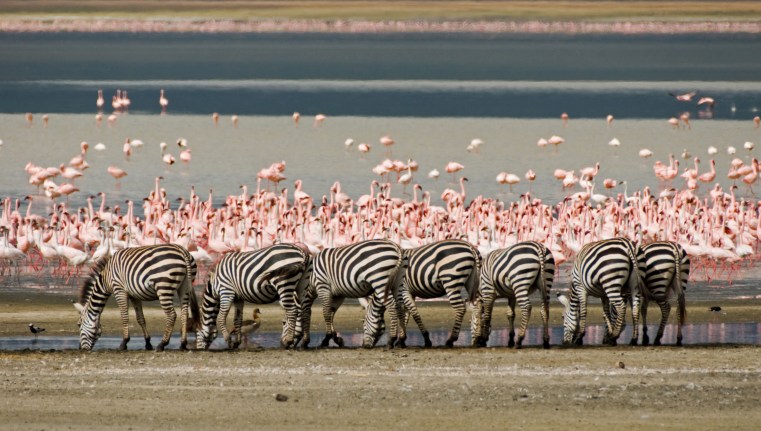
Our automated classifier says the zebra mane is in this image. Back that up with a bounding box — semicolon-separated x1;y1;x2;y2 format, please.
78;255;110;305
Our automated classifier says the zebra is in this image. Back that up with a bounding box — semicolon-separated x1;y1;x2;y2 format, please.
637;241;690;346
75;243;199;351
396;239;481;348
296;239;406;349
560;237;643;346
471;241;555;349
195;243;311;350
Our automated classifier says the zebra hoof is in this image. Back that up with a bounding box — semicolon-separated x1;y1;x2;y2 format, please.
543;340;550;349
629;338;638;346
507;340;515;348
422;332;432;348
675;337;683;347
642;336;650;346
335;336;345;348
156;343;166;352
320;334;332;347
445;339;455;348
145;342;153;351
179;341;188;351
608;339;618;347
396;339;407;349
119;339;129;351
653;339;662;346
574;337;584;346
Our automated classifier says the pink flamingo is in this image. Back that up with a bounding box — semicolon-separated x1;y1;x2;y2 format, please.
159;89;168;113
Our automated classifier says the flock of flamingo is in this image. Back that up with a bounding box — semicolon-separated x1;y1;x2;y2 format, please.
2;89;761;288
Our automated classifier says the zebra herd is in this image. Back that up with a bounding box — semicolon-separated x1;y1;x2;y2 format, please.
74;238;690;351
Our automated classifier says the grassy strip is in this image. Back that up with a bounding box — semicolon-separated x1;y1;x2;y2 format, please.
1;1;761;21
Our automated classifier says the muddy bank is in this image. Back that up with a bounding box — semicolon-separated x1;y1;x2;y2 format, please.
1;346;759;430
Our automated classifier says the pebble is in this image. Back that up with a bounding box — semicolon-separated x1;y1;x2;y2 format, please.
275;393;288;402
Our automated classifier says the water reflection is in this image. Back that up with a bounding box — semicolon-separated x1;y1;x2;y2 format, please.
4;323;758;351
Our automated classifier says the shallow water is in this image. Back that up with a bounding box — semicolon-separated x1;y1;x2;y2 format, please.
7;322;759;351
3;113;761;210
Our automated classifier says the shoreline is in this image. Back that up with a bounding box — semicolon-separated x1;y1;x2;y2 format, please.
2;19;761;34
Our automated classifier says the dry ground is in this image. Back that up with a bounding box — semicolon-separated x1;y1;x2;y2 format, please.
1;290;760;430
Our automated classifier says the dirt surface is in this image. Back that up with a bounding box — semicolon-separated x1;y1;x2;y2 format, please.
1;290;760;430
1;346;760;430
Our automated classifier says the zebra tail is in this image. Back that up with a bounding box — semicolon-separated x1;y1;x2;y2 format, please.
186;256;201;332
672;245;686;324
467;246;482;304
536;244;549;301
383;254;408;304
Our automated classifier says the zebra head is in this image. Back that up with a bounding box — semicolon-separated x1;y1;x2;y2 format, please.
196;280;220;350
362;302;386;348
77;300;102;351
557;292;576;345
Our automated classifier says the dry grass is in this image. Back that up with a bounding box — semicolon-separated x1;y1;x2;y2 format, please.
1;1;761;21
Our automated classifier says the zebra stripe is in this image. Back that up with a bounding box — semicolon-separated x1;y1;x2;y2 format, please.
77;243;199;351
638;241;690;346
562;237;643;346
297;239;406;348
397;239;481;348
196;243;311;350
471;241;555;349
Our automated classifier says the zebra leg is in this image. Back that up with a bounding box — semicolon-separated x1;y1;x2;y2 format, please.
515;295;532;349
385;293;402;349
655;300;671;346
506;296;516;348
540;291;550;349
574;290;588;346
608;298;627;346
479;289;497;348
629;293;641;346
601;297;613;345
401;290;428;347
317;286;337;347
130;298;152;350
279;287;299;349
216;293;236;349
297;287;317;349
443;283;466;348
156;290;178;352
178;285;190;351
231;301;245;349
676;291;686;347
331;297;346;347
641;298;651;346
113;290;131;351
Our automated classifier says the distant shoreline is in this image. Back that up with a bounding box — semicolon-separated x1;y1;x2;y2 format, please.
2;19;761;34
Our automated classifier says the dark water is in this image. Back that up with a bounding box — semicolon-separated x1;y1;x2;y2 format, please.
2;32;761;118
6;322;759;351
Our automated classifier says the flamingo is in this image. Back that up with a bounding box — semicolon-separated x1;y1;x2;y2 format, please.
669;90;697;102
159;89;168;113
606;114;614;127
107;166;127;181
212;112;219;125
548;135;565;152
445;162;464;180
231;115;239;127
698;159;716;183
313;114;326;127
467;138;484;153
292;112;300;125
96;89;104;112
560;112;569;127
180;149;192;163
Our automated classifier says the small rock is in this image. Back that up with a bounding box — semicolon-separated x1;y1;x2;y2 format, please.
617;361;625;369
275;393;288;402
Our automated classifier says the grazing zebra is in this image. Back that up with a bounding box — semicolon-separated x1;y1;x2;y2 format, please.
560;237;643;346
196;243;311;350
75;244;199;351
296;239;406;349
471;241;555;349
396;239;481;348
637;241;690;346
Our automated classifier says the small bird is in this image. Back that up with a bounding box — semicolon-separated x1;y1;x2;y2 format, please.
233;308;262;347
29;323;45;340
709;306;722;312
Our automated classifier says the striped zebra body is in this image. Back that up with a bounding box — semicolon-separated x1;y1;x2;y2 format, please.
471;241;555;349
298;239;406;348
638;241;690;346
562;237;643;346
397;239;481;348
76;244;199;351
196;244;311;350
